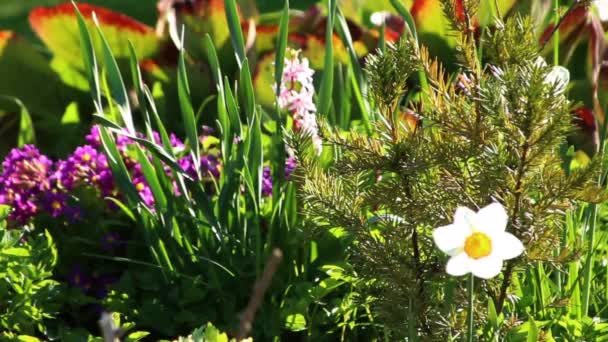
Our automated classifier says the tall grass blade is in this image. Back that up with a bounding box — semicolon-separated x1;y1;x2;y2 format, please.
318;0;336;116
224;0;246;67
93;16;135;134
178;44;201;176
274;0;290;97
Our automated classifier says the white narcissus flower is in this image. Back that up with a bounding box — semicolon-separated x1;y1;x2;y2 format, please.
535;57;570;94
433;203;524;279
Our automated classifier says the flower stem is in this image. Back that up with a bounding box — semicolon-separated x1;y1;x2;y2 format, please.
581;203;598;316
467;273;475;342
553;0;559;66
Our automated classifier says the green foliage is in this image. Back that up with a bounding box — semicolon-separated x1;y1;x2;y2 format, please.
296;11;606;339
364;39;419;114
0;209;61;337
173;322;246;342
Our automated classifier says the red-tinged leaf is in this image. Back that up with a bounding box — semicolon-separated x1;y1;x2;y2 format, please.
540;5;589;49
585;14;606;125
29;3;160;68
384;14;405;42
0;31;12;51
570;106;599;157
573;106;596;133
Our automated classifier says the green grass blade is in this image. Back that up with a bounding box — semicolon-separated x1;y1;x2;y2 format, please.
224;0;246;67
0;97;36;147
224;76;242;137
246;114;263;200
389;0;418;42
178;46;201;176
128;42;151;131
93;15;135;134
239;59;256;123
318;0;336;117
379;21;386;53
134;146;168;211
274;0;290;97
204;34;223;86
99;127;139;204
72;2;102;112
335;9;363;85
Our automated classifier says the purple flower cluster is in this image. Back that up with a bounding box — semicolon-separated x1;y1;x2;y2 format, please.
0;125;222;225
261;157;297;197
178;154;221;181
0;145;80;224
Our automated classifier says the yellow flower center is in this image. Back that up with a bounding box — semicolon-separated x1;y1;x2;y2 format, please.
464;232;492;260
82;153;91;162
135;182;145;192
51;201;62;210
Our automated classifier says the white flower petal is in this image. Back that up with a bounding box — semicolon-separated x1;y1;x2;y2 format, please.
474;202;508;234
433;224;469;255
493;232;524;260
535;56;548;68
596;0;608;22
470;255;503;279
446;252;470;276
454;206;476;227
545;66;570;95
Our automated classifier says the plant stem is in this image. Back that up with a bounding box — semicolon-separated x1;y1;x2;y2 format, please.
467;273;475;342
581;203;598;316
553;0;559;66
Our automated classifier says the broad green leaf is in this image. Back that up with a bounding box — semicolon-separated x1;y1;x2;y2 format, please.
527;315;539;342
202;322;229;342
284;313;307;331
61;102;80;124
0;204;10;221
0;31;80;116
253;53;278;110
